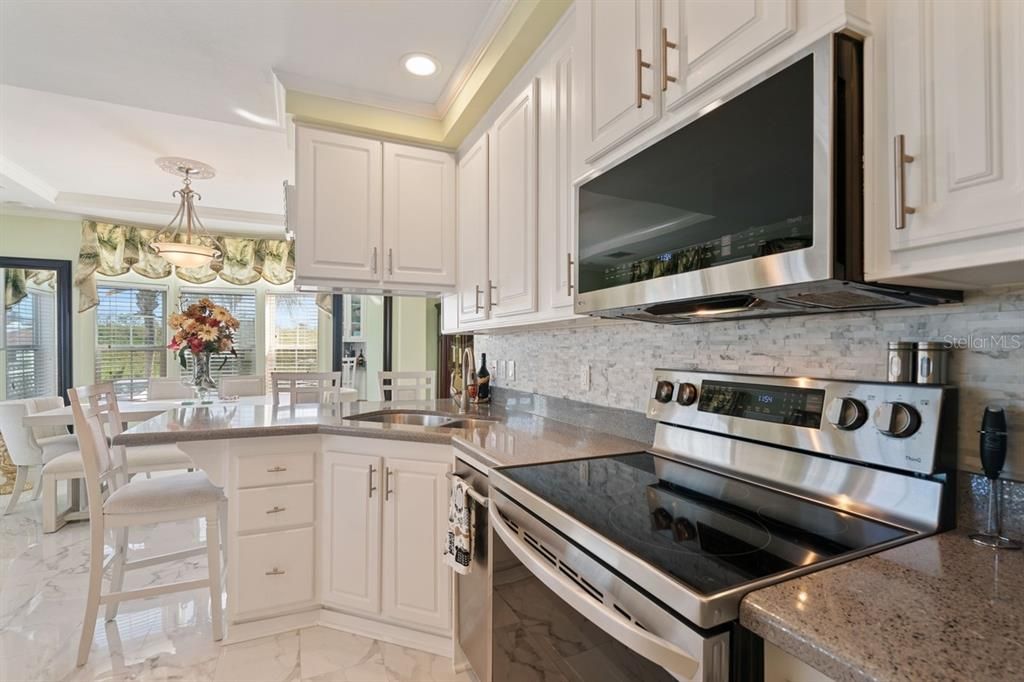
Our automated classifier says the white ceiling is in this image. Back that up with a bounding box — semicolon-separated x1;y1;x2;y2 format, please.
0;0;508;234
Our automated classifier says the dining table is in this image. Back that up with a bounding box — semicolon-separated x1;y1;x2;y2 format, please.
21;390;359;428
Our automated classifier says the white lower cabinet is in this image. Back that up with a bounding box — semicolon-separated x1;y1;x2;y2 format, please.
235;527;316;617
321;448;452;635
321;451;382;615
381;457;452;632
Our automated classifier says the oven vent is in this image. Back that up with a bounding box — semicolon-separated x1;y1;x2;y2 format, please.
500;512;519;532
559;563;603;600
519;523;606;602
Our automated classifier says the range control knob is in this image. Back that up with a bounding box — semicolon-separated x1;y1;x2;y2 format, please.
654;380;675;403
676;383;699;406
873;402;921;438
825;397;868;431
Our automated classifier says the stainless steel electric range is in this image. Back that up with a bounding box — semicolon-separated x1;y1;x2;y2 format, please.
486;370;957;681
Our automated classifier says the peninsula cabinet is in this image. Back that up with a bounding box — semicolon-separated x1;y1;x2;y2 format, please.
867;0;1024;288
294;124;456;292
320;445;452;637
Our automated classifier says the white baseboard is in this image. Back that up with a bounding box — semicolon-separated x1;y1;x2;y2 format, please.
319;608;453;658
223;608;319;644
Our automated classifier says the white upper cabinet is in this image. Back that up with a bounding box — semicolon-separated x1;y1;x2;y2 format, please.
294;125;456;291
383;143;456;287
662;0;797;110
539;46;577;311
295;127;382;282
869;0;1024;286
488;80;539;319
457;134;490;325
578;0;661;163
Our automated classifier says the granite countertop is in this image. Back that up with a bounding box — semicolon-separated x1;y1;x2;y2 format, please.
741;529;1024;682
114;398;647;470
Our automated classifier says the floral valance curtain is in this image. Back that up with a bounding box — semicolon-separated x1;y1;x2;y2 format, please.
75;221;331;314
4;269;56;309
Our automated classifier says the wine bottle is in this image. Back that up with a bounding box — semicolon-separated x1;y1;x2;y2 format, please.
477;353;491;402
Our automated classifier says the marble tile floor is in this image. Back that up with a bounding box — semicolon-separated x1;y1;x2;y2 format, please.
1;494;471;682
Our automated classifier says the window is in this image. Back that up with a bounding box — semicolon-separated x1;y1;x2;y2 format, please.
2;284;57;399
178;289;257;380
266;293;321;382
95;285;167;399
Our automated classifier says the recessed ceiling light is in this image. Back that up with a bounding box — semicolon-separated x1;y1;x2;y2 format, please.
403;53;438;77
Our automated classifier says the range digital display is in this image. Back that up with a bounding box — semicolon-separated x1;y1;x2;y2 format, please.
697;380;826;428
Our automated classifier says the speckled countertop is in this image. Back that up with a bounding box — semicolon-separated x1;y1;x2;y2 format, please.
114;398;646;470
741;529;1024;682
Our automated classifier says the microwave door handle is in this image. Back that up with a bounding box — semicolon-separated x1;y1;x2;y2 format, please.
489;506;700;680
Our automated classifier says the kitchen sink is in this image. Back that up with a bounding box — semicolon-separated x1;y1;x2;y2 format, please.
345;410;498;429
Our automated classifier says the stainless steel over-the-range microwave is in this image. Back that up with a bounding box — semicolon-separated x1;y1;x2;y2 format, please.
573;34;961;324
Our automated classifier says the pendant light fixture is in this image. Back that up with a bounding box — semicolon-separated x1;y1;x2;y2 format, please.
150;157;221;268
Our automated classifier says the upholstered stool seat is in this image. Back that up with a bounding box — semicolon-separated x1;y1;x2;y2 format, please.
104;471;222;515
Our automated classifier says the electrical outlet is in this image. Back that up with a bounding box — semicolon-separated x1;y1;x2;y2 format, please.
507;360;516;382
497;359;506;379
579;364;591;391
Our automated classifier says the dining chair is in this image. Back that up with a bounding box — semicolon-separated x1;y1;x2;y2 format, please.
218;375;266;398
69;382;225;667
147;378;194;400
270;371;343;404
378;370;436;401
0;397;80;515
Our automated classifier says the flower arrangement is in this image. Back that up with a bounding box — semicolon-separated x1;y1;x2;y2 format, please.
167;297;239;368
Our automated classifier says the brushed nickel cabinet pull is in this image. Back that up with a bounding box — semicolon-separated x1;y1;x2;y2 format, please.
636;49;652;108
662;28;678;92
265;568;286;576
266;466;287;473
384;467;394;501
368;464;377;498
567;253;574;297
488;280;498;308
372;246;378;274
266;506;286;514
388;248;394;275
893;134;916;229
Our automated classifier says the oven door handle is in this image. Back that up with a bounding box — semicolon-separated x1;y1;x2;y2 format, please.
490;505;701;680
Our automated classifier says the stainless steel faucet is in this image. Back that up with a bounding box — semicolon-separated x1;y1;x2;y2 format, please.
457;347;474;413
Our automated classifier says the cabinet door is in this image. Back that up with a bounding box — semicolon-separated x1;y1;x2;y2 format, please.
663;0;796;110
320;451;382;615
295;127;382;282
887;0;1024;252
381;457;451;633
488;80;539;319
578;0;660;163
457;134;490;324
383;143;456;287
539;47;577;311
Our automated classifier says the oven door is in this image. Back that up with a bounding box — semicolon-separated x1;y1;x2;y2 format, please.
489;489;729;681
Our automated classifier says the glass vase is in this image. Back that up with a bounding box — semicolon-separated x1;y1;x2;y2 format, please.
188;351;218;401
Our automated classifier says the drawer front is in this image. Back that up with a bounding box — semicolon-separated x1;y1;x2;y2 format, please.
236;482;314;533
236;526;315;615
236;452;314;488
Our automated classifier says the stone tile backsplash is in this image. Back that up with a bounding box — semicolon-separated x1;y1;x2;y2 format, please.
475;285;1024;479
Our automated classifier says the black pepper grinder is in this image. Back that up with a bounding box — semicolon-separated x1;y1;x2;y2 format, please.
970;407;1021;549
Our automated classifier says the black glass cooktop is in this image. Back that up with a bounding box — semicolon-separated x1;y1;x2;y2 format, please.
499;453;911;596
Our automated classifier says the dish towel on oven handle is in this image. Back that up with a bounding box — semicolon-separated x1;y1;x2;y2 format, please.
443;477;473;575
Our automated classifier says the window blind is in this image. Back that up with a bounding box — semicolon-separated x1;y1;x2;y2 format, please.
265;293;320;383
3;289;57;399
179;289;257;380
95;285;167;399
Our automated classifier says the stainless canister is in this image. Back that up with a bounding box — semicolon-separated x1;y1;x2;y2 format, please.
887;341;915;382
915;341;950;384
